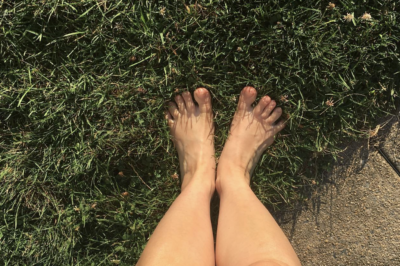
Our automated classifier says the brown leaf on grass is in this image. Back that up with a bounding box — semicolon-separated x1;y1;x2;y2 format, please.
160;7;166;16
327;2;335;10
185;5;190;14
280;95;289;103
137;88;147;94
361;12;372;20
171;173;179;179
343;13;354;22
325;98;334;107
369;125;380;138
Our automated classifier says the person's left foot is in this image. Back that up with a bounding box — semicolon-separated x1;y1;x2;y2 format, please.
216;86;286;193
166;88;216;193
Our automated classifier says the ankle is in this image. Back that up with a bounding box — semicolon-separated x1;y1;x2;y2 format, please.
216;165;250;195
218;148;255;175
216;176;250;196
217;160;251;180
181;170;216;197
181;160;215;179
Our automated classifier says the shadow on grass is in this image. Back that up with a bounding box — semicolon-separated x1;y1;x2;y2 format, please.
273;104;400;241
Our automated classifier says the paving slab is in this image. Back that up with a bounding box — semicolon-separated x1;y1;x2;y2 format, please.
278;120;400;266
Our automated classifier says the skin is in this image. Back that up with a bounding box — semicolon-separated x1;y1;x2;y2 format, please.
136;87;301;266
216;86;301;266
136;88;216;266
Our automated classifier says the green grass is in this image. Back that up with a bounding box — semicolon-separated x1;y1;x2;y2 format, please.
1;0;399;264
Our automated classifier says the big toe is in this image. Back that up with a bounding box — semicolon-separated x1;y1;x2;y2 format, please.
194;88;212;113
237;86;257;114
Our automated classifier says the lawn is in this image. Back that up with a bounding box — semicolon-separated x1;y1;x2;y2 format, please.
0;0;399;265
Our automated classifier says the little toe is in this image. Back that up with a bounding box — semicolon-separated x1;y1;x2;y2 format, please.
266;107;282;124
274;120;286;133
261;100;276;119
182;91;195;114
254;96;271;116
237;86;257;115
168;102;180;119
175;95;186;113
194;88;212;113
165;110;174;127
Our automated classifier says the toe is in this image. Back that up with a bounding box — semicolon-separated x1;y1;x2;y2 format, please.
182;91;195;114
194;88;212;113
261;100;276;119
253;96;271;116
274;120;286;133
237;86;257;115
168;102;180;119
175;95;186;113
165;110;174;127
266;107;282;124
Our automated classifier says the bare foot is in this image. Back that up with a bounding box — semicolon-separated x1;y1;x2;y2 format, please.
217;86;285;192
166;88;216;194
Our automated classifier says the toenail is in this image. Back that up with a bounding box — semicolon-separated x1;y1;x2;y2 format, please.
198;90;209;98
197;88;207;93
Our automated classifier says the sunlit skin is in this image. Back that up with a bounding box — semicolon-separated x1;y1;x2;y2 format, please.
137;87;301;266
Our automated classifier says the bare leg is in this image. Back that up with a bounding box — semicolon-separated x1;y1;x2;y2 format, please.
216;87;301;266
137;88;216;266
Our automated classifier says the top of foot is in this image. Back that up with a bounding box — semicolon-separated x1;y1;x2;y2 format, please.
166;88;216;191
218;86;286;181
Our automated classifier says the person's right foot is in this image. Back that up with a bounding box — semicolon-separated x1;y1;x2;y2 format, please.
216;86;286;192
166;88;216;195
